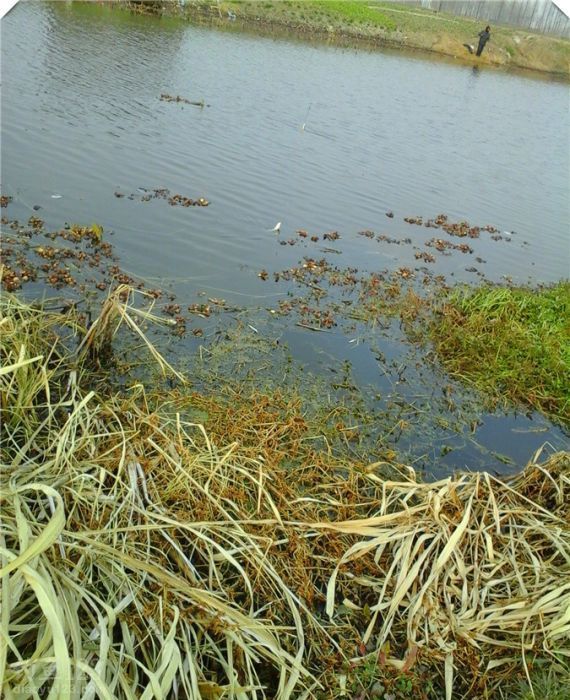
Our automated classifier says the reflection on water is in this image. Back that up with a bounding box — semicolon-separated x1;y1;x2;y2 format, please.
2;0;568;475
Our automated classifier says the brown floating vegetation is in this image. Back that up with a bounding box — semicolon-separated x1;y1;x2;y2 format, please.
402;213;499;239
414;250;436;263
1;289;569;698
1;221;113;292
115;187;210;206
160;92;209;107
425;237;473;254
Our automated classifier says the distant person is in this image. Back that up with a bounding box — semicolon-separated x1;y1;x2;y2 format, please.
463;25;491;57
476;26;491;56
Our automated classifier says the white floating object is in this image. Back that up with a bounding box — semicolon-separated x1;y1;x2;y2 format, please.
51;194;62;199
268;222;281;233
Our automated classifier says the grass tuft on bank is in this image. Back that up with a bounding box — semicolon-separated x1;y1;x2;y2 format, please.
1;288;569;698
429;281;570;424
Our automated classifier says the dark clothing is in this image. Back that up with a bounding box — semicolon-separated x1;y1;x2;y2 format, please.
476;29;490;56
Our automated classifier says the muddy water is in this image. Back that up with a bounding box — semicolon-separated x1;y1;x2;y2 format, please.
2;1;568;474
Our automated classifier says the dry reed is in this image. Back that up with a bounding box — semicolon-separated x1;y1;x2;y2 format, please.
1;289;568;699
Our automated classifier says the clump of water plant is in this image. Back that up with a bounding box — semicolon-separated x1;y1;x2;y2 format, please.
1;289;569;698
428;281;570;424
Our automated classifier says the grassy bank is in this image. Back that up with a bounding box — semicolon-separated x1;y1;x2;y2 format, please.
2;288;569;698
427;282;570;425
127;0;570;78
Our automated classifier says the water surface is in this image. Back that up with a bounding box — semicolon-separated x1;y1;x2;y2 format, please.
2;1;568;474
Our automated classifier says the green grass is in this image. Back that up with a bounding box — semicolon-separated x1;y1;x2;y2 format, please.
307;0;396;30
429;281;570;423
501;659;570;700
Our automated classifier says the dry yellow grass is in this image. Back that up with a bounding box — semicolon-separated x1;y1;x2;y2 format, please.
1;288;569;698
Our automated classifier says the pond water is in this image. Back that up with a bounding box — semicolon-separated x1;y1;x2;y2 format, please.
2;1;568;475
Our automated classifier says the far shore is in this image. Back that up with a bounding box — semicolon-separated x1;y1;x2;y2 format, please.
121;0;570;80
